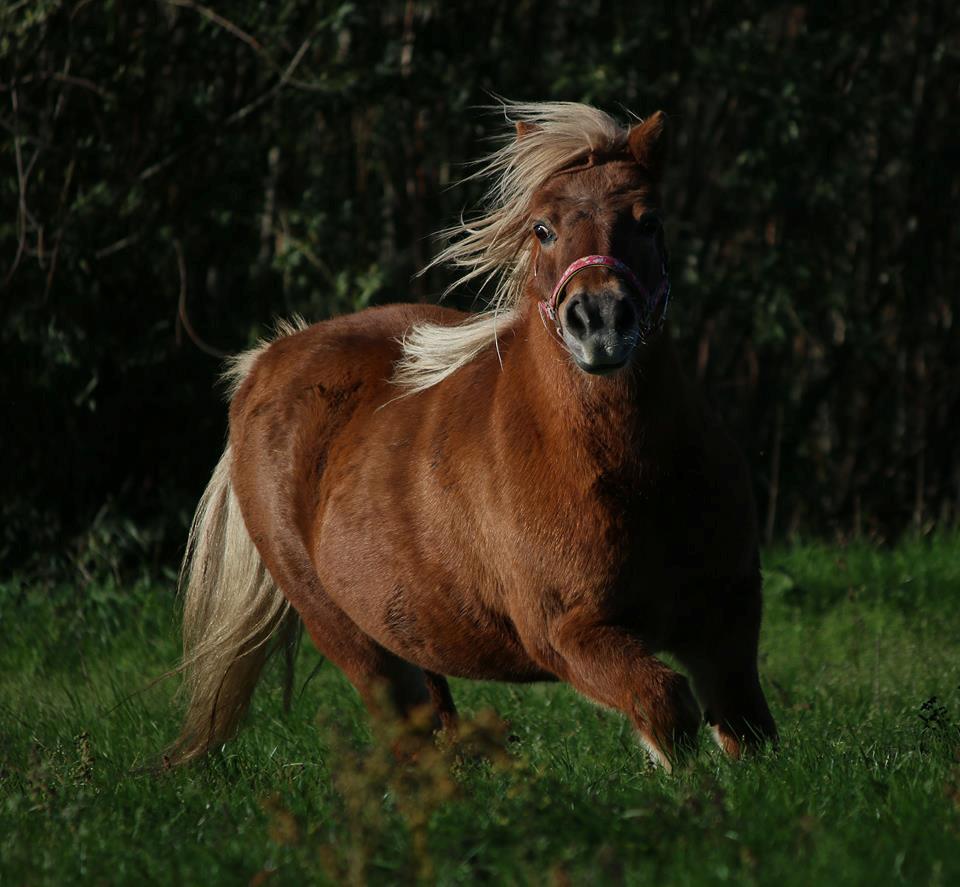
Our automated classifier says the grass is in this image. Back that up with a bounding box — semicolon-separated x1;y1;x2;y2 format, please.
2;536;959;885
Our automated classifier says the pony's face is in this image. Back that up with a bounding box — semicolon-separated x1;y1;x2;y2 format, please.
528;113;670;375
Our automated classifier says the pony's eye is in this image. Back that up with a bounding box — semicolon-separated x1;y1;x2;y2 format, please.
637;214;662;235
533;222;555;244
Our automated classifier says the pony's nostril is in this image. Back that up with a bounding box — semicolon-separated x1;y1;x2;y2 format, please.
612;298;636;334
563;291;631;341
565;295;588;337
573;295;604;333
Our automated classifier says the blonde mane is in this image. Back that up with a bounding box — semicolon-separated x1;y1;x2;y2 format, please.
392;101;632;393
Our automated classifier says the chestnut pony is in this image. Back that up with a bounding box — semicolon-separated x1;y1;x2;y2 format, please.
172;102;777;770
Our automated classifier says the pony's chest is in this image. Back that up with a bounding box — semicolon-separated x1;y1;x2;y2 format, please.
553;447;754;591
628;447;756;582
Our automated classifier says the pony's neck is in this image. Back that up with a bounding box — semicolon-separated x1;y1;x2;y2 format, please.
515;299;687;470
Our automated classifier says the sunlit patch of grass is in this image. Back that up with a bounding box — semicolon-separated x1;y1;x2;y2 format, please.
2;536;959;884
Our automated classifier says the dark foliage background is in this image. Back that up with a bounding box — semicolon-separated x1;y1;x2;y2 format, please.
2;0;958;578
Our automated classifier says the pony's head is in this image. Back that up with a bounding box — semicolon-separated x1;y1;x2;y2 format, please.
394;102;672;392
523;112;670;373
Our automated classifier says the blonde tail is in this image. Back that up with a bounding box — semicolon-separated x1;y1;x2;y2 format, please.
169;445;298;764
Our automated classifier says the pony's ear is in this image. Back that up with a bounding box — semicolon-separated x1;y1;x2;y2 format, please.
628;111;668;179
515;120;541;140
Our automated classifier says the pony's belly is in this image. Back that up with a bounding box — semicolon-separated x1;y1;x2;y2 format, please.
316;467;553;679
316;554;550;681
419;623;558;681
409;645;555;683
372;590;554;682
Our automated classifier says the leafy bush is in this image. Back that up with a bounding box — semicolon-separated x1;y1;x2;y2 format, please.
3;1;958;576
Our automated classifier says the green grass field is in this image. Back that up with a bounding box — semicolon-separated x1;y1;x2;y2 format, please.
2;538;959;885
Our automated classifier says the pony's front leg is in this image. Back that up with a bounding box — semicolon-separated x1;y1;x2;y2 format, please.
685;656;777;759
549;610;701;770
679;576;778;759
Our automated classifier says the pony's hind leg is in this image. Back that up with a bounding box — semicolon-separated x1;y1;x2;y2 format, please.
548;609;701;771
295;586;440;727
231;495;447;739
424;670;458;731
266;557;456;729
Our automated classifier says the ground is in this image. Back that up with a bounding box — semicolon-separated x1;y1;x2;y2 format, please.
2;537;959;885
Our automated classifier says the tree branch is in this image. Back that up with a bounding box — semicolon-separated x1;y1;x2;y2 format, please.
174;239;228;359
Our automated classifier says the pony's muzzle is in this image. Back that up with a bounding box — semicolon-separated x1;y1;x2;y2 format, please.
559;288;640;375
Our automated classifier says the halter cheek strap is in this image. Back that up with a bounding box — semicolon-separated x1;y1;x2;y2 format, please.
537;254;671;339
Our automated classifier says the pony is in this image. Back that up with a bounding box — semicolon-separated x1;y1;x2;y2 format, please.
171;101;777;771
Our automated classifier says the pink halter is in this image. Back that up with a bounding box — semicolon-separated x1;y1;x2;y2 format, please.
538;254;671;340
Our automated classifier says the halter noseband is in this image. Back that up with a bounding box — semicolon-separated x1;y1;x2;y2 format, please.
537;254;671;341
